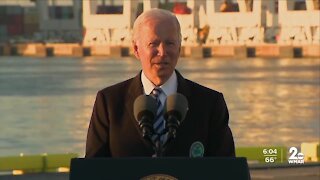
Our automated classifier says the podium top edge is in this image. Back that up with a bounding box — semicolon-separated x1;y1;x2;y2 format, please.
73;157;247;161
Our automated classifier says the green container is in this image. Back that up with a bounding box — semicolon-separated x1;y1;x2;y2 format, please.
0;25;7;41
0;25;7;36
61;6;73;19
0;6;6;15
6;6;23;15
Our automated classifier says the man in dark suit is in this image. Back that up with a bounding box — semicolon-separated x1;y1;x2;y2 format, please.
85;9;235;157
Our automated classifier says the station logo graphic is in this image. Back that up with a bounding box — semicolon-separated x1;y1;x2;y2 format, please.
288;147;304;164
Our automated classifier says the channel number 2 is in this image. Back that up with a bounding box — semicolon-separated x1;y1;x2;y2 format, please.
289;147;304;160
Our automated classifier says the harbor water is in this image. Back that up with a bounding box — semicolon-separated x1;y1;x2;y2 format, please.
0;56;319;156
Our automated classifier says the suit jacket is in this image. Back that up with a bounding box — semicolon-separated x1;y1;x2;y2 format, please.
85;70;235;157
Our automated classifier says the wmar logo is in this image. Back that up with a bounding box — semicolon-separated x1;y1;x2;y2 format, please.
288;147;304;164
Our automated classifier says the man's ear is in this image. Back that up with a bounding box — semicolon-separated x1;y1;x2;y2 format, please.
132;41;139;59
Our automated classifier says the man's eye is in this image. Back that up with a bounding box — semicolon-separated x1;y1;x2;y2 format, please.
149;42;158;47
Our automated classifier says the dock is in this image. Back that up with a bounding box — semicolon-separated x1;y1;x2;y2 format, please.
0;43;319;58
0;0;319;59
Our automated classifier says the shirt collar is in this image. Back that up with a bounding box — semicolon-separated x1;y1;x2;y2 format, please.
141;71;177;96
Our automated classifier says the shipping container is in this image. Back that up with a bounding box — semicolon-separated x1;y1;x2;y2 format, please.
7;23;23;36
55;6;62;19
0;15;7;25
62;6;74;19
0;25;7;37
24;23;39;35
0;6;6;16
9;15;24;25
24;14;38;24
24;7;38;15
49;7;54;19
48;6;74;19
6;6;23;15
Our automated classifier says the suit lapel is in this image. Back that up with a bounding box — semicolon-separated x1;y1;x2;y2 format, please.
163;70;193;154
124;71;155;150
124;71;143;130
125;71;144;106
175;70;191;98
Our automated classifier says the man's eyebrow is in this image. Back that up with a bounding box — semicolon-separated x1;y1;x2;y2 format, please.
149;39;160;43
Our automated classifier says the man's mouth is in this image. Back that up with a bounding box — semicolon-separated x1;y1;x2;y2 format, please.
154;62;169;68
153;60;169;64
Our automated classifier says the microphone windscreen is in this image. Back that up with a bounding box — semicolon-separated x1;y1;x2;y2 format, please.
165;93;188;122
133;95;157;121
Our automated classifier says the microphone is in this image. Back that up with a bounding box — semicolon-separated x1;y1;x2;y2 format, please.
164;93;188;143
133;95;157;141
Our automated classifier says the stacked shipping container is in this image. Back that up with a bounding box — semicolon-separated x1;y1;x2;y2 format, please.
0;5;39;41
1;6;24;36
8;6;24;36
0;6;7;41
49;6;74;19
24;7;39;36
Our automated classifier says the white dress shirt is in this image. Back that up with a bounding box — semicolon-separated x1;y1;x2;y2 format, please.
141;71;178;106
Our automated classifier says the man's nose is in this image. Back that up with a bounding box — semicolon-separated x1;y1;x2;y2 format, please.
157;43;167;57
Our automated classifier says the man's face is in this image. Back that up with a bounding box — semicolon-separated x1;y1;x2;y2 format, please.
133;19;181;86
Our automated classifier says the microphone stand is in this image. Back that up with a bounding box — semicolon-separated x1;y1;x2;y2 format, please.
152;130;168;157
140;124;166;157
151;115;181;157
154;138;163;157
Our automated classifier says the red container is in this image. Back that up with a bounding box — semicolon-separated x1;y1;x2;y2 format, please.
7;23;23;36
173;3;191;14
12;15;23;24
8;15;23;25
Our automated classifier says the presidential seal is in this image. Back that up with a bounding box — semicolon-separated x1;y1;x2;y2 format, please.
189;141;204;157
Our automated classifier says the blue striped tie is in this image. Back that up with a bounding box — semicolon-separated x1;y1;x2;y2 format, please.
151;87;165;143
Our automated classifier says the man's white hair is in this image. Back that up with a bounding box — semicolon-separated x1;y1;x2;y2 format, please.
132;8;182;43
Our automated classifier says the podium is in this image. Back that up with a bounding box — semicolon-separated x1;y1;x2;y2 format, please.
70;157;250;180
